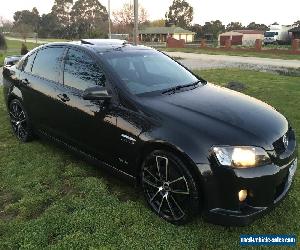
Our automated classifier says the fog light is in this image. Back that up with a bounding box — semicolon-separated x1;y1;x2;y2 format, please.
238;190;247;202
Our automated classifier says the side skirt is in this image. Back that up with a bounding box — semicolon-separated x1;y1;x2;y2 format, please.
37;129;137;185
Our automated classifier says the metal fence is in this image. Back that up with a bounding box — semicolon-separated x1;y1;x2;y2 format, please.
139;42;166;48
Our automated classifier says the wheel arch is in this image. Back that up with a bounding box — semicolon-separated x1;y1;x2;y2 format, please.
7;87;24;106
136;140;204;192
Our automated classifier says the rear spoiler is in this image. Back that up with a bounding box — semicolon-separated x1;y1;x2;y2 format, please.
4;55;22;66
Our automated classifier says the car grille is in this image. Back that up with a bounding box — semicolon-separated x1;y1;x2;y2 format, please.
273;136;286;155
272;129;293;156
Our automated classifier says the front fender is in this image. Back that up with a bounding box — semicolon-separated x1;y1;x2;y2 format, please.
139;124;210;165
3;66;23;107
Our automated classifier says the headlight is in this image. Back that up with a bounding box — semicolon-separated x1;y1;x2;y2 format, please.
212;146;271;168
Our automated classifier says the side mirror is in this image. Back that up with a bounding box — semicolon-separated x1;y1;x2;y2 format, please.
82;86;112;101
4;56;22;66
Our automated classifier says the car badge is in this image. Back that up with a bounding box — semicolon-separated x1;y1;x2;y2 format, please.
282;134;288;149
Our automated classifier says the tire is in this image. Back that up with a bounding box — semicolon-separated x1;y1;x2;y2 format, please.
9;99;34;142
141;150;200;225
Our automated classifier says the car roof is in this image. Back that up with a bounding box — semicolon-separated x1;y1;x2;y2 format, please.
40;39;154;53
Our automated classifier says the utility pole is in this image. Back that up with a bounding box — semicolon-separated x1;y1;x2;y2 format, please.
108;0;111;39
133;0;138;45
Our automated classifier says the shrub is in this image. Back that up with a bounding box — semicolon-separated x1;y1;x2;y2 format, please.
21;43;29;55
0;33;7;51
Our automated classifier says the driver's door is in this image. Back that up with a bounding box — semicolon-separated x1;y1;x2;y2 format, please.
56;47;119;164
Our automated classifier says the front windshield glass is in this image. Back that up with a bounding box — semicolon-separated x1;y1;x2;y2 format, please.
102;50;199;95
264;32;278;37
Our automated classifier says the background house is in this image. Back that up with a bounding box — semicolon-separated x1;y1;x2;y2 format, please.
111;34;129;40
218;30;264;46
289;27;300;39
139;27;195;43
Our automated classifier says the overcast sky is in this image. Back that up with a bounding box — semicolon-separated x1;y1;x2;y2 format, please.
0;0;299;26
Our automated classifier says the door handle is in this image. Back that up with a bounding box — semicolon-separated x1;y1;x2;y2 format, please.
22;78;30;85
57;93;70;102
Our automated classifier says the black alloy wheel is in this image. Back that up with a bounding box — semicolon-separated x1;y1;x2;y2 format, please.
141;150;200;224
9;99;33;142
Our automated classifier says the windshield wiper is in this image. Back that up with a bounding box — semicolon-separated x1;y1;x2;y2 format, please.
162;80;201;95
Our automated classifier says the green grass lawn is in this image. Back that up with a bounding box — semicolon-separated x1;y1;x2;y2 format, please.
0;39;39;67
163;47;300;60
0;69;299;249
36;38;69;43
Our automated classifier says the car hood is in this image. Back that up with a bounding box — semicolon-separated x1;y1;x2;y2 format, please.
140;83;288;150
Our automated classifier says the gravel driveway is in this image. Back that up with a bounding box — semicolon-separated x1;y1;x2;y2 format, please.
165;51;300;73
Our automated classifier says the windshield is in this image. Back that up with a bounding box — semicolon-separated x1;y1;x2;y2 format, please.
264;32;278;37
101;50;199;95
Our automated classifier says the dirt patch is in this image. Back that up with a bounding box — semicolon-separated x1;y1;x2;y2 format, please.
60;179;76;196
28;198;54;220
106;180;141;203
225;81;247;92
0;191;22;210
0;191;20;220
0;209;18;221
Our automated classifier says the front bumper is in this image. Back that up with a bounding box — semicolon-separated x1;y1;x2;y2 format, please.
199;156;297;226
264;38;276;44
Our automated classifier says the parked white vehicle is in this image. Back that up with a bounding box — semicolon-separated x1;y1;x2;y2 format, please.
264;25;294;45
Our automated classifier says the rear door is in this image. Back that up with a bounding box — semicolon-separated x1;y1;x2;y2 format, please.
19;46;66;134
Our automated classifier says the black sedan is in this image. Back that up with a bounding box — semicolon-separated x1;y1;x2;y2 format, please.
2;39;297;226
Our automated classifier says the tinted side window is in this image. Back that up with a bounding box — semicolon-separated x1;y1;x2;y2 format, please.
63;49;106;91
23;52;37;73
32;47;65;82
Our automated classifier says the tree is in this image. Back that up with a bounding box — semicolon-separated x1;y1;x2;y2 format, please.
13;8;40;32
0;32;7;51
38;13;60;38
21;43;28;55
112;3;148;34
51;0;73;38
0;17;13;33
113;3;148;26
51;0;73;24
191;24;202;40
226;22;244;31
148;19;165;27
70;0;108;38
31;7;40;32
14;23;34;42
0;16;3;31
165;0;193;28
293;20;300;27
246;22;268;31
202;20;225;40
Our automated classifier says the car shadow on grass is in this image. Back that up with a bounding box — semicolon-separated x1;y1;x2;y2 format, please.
38;137;143;204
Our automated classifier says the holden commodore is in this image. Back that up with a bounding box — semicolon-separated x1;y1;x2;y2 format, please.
2;39;297;226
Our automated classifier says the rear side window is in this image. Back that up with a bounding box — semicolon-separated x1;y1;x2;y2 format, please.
23;52;36;73
63;48;106;91
32;47;65;82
